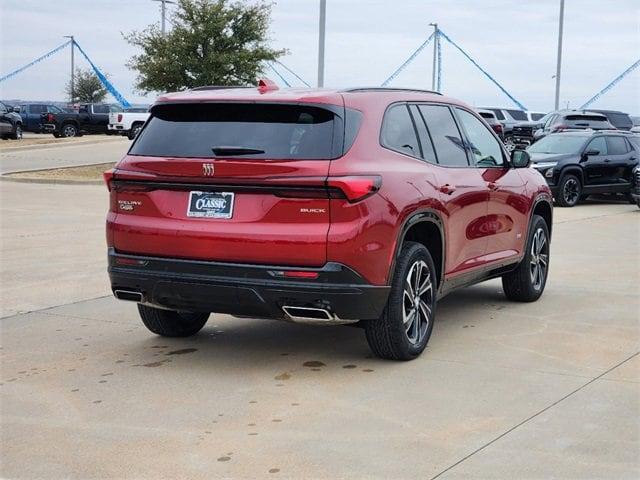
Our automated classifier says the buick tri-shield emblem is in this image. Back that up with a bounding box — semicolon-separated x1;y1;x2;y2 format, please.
202;163;215;176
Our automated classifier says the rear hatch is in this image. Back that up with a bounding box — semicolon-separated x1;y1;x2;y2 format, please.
109;101;346;267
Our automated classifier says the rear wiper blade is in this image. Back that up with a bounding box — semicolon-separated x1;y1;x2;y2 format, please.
211;146;265;156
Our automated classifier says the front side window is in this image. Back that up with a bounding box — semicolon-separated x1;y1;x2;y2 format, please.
456;108;505;167
585;137;607;155
380;104;420;157
490;109;505;120
606;136;629;155
419;105;469;167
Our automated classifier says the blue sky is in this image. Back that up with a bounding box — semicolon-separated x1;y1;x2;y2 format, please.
1;0;638;113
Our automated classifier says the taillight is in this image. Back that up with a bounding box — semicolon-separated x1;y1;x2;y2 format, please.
103;169;115;191
47;113;55;123
493;124;503;134
117;114;123;122
327;176;382;203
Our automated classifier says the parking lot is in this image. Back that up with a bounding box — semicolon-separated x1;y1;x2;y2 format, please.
0;139;638;479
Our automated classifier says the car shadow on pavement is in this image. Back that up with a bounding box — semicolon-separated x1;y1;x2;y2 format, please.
117;282;510;369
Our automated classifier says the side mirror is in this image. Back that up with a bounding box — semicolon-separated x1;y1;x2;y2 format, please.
511;149;531;168
6;106;14;113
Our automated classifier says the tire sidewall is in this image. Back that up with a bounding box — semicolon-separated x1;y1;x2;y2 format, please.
557;174;581;207
386;243;437;358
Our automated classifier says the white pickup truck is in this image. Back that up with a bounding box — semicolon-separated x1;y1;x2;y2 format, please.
108;107;150;140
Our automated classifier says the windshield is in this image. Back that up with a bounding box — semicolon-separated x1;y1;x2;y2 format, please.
527;135;587;155
130;103;344;159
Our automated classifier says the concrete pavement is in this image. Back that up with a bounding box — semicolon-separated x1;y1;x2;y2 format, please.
0;180;639;479
0;136;128;174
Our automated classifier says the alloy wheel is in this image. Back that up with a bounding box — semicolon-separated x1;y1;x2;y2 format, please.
15;125;22;140
402;260;433;345
529;227;548;291
63;125;76;137
562;178;579;205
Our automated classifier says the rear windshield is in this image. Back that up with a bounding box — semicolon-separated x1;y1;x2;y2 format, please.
479;112;495;120
530;113;545;121
130;103;344;159
506;109;528;121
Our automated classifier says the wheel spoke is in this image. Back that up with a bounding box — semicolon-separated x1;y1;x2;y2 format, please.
418;273;432;296
538;253;548;267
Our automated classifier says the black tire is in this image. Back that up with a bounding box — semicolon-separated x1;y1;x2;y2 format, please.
555;174;581;207
127;123;143;140
11;123;22;140
365;242;437;361
137;304;210;337
502;215;550;302
61;123;78;138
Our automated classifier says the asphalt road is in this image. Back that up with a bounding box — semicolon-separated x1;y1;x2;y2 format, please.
0;135;128;174
1;178;639;478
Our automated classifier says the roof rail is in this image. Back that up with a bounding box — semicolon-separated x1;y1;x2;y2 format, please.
190;85;253;91
342;87;443;96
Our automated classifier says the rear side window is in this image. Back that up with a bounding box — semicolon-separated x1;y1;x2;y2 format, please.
93;105;110;114
606;136;629;155
29;105;45;114
130;103;343;159
418;105;469;167
506;109;528;121
381;104;420;157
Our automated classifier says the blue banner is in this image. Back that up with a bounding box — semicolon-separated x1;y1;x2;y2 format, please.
73;40;131;108
0;41;71;84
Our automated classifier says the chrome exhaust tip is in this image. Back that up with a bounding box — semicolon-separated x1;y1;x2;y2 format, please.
281;306;357;325
114;289;144;303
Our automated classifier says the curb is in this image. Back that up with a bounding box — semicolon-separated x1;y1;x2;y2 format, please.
0;136;128;153
0;175;103;186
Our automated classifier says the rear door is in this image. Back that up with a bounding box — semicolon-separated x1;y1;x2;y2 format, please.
605;135;635;186
416;104;490;276
110;102;345;267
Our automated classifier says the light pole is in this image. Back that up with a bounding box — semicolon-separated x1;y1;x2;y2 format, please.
429;23;438;91
554;0;565;110
317;0;327;87
152;0;175;34
64;35;75;103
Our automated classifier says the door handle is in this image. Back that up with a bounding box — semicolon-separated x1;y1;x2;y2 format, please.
439;184;456;195
487;182;499;191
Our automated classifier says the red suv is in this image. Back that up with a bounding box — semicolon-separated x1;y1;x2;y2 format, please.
105;83;552;360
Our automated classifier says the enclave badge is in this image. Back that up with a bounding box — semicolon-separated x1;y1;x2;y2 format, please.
202;163;215;176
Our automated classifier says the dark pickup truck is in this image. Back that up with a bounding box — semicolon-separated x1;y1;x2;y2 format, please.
41;103;123;137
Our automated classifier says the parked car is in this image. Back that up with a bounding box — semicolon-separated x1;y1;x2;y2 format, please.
105;83;553;361
629;136;640;208
589;109;633;131
0;102;23;140
478;107;529;135
476;109;504;139
108;107;150;140
631;116;640;133
533;110;615;141
41;103;123;137
18;103;66;132
528;131;638;207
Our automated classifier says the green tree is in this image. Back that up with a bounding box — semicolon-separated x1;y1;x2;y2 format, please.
66;68;108;103
124;0;285;93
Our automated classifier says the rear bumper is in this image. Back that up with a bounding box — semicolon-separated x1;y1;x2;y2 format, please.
107;249;389;322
